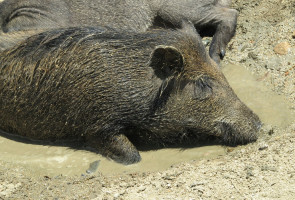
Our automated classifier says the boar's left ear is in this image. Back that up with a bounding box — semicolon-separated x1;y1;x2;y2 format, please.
150;45;184;79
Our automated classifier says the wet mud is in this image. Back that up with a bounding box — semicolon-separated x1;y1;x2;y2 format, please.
0;131;225;176
223;63;295;128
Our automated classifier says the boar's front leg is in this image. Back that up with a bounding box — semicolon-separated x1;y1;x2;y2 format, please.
87;133;141;165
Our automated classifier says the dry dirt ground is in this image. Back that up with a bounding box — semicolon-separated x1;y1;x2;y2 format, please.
1;0;295;199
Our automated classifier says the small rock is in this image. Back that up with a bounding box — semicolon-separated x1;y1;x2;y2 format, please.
239;44;249;52
202;38;211;47
258;142;268;151
248;52;258;60
258;146;268;151
274;42;291;55
86;160;100;174
162;175;174;180
261;124;274;135
54;175;63;179
114;193;120;198
226;147;235;153
261;165;277;172
137;186;146;192
245;166;254;179
246;171;254;179
292;31;295;39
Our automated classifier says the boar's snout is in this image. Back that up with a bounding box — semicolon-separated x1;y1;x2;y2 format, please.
214;103;262;146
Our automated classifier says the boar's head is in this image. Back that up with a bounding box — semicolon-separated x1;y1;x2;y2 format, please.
148;24;261;146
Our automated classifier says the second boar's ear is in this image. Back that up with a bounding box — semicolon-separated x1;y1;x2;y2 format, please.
150;45;184;79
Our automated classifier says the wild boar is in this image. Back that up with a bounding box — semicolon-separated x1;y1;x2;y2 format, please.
0;24;260;164
0;0;238;63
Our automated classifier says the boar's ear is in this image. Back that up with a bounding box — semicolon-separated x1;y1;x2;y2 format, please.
150;45;184;79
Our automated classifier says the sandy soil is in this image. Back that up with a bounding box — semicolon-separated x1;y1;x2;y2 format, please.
1;0;295;199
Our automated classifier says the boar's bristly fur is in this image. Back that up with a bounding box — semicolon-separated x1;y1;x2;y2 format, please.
0;25;260;164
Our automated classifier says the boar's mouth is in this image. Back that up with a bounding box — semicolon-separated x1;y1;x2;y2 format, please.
214;120;261;146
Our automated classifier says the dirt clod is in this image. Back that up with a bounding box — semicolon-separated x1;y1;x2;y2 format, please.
274;42;291;55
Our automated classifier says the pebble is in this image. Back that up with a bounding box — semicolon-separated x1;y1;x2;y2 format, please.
258;146;268;151
226;147;235;153
202;38;211;47
292;31;295;39
137;186;146;192
261;124;274;135
274;42;291;55
261;165;277;172
248;52;258;60
86;160;100;174
113;193;120;198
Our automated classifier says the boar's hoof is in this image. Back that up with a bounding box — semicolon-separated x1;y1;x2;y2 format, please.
220;49;226;59
209;47;226;65
87;134;141;165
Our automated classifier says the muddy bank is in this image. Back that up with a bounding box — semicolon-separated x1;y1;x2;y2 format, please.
1;0;295;199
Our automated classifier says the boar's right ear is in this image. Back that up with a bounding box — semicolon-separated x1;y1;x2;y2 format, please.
150;45;184;79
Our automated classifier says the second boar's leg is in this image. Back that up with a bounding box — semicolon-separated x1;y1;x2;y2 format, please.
155;0;237;64
0;30;44;51
87;133;141;165
208;7;238;64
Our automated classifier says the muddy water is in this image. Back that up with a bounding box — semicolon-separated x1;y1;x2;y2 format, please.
0;133;224;176
1;63;294;177
223;63;295;128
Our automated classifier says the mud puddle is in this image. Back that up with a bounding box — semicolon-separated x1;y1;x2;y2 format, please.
0;132;224;176
222;63;295;128
1;63;294;177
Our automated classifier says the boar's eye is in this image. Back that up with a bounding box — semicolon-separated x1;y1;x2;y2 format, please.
193;76;213;100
